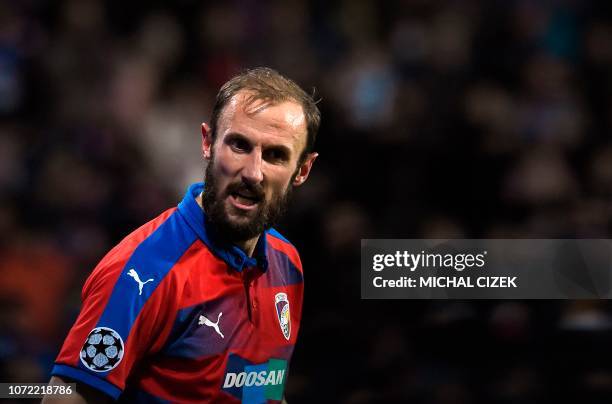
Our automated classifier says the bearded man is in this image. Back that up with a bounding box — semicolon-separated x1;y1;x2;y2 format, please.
44;67;319;403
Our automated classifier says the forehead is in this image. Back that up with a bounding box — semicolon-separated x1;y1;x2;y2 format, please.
217;90;308;154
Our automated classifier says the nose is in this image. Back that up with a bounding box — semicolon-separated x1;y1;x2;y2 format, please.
241;150;264;185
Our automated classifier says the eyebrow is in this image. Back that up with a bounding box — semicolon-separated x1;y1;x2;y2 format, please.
224;132;249;144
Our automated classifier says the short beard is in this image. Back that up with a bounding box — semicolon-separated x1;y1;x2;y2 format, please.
202;153;293;243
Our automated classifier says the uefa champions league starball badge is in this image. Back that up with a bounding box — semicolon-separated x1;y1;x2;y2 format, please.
80;327;125;372
274;293;291;340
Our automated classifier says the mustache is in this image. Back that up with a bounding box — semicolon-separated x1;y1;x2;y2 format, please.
225;181;265;200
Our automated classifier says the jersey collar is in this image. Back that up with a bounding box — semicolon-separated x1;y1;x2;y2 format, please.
178;182;269;272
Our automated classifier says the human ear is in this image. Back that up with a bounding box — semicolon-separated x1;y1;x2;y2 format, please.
292;152;318;186
201;123;213;160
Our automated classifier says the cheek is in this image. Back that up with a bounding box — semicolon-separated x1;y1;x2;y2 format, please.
214;149;243;177
266;168;294;196
208;162;233;196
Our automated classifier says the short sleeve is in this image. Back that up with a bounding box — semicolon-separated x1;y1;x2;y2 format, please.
51;248;179;399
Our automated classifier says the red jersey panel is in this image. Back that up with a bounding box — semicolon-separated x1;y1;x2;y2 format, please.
52;183;304;403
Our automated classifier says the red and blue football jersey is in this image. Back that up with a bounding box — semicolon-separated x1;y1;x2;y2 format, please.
52;183;304;403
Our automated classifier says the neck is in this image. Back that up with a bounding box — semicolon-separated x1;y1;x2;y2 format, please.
196;192;260;257
236;236;260;258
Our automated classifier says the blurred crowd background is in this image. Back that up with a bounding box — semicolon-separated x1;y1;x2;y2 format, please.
2;0;612;403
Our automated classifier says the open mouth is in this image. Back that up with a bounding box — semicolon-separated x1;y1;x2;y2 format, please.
229;190;262;210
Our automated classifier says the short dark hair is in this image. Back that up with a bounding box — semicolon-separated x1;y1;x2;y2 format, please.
210;67;320;162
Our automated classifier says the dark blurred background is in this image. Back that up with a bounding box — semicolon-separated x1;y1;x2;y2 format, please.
2;0;612;403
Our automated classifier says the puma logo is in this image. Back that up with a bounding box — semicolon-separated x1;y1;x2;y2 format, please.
198;312;224;338
127;268;154;296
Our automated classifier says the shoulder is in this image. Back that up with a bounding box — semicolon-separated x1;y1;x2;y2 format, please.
266;228;302;272
83;207;196;297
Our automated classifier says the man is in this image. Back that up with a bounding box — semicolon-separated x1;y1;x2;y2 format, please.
44;67;319;403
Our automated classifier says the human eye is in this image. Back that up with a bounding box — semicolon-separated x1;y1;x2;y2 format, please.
263;147;289;164
226;135;251;153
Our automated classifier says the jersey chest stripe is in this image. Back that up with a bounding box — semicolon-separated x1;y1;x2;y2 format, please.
93;210;197;349
266;247;304;286
266;234;302;272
